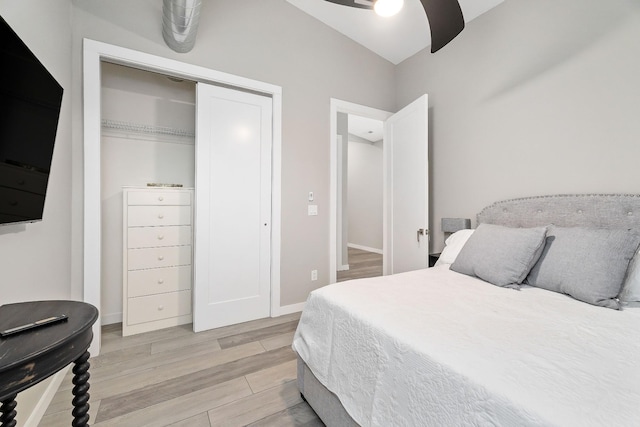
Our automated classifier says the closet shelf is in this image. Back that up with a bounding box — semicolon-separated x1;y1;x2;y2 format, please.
101;119;195;142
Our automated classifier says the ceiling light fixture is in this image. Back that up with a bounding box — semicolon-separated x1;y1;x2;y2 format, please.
373;0;404;17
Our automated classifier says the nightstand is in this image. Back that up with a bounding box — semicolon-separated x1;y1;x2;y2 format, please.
429;253;441;267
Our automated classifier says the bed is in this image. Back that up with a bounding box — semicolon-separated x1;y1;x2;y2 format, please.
292;194;640;426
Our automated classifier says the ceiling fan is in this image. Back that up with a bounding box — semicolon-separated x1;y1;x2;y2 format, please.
324;0;465;53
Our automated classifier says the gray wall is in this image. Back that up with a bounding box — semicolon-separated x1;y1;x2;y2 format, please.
0;1;73;303
396;0;640;252
69;0;396;307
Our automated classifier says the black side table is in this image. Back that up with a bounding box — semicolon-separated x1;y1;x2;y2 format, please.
0;300;98;427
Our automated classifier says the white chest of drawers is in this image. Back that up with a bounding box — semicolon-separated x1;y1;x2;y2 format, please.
122;187;193;336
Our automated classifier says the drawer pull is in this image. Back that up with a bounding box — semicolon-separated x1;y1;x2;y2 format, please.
158;279;165;284
158;255;165;261
158;213;164;219
158;196;164;201
158;305;164;311
157;235;165;240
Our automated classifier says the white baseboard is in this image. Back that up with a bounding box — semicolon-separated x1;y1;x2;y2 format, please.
101;311;122;325
348;243;383;255
337;264;350;271
23;366;70;427
276;302;306;316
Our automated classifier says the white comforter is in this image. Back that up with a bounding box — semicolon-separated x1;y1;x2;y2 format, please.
292;266;640;427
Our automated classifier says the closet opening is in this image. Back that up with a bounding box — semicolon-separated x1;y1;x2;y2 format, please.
100;63;196;334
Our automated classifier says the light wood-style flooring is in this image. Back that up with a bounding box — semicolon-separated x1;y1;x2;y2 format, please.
337;247;383;282
39;313;323;427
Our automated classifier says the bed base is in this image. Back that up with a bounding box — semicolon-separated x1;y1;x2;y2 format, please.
297;356;359;426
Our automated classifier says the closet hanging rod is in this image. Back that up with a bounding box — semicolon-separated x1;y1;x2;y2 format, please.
101;119;195;138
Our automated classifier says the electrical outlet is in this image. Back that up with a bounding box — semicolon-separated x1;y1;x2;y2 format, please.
311;270;318;281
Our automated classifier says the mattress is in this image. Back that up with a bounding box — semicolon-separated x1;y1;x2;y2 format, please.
292;266;640;426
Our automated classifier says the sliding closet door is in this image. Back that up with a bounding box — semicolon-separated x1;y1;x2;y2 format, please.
193;83;272;332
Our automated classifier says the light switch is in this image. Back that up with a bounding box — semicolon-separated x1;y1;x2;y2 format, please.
308;205;318;216
308;191;314;202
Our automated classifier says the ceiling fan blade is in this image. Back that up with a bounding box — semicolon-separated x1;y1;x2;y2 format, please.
324;0;373;10
419;0;465;53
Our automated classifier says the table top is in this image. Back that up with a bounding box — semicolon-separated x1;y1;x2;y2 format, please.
0;300;98;400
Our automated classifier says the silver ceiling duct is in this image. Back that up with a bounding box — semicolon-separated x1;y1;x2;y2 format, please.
162;0;202;53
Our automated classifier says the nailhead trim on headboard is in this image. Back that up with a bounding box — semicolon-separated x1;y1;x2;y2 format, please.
477;194;640;229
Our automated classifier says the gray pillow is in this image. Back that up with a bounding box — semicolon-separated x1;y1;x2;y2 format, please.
525;226;640;309
619;247;640;303
450;223;548;289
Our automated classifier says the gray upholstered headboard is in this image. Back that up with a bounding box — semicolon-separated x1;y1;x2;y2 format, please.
477;194;640;229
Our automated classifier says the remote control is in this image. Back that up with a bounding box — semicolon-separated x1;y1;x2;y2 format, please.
0;314;68;337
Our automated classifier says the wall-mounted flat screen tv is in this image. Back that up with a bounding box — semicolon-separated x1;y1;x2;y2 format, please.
0;15;63;226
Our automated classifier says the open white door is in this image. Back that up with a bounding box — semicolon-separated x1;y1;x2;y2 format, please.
193;83;272;332
384;95;429;275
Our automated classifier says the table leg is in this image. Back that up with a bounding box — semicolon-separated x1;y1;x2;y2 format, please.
71;351;91;427
0;394;17;427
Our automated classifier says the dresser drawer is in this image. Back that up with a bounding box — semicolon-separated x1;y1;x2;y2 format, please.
128;225;192;249
128;265;192;297
127;191;191;206
128;205;191;227
128;246;192;270
127;290;191;325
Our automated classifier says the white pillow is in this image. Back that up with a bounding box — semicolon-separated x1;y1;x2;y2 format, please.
620;248;640;303
434;229;475;267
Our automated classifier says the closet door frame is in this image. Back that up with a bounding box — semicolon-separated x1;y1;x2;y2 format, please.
83;39;283;356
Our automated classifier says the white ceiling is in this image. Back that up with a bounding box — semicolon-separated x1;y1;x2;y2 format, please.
286;0;504;64
349;114;383;142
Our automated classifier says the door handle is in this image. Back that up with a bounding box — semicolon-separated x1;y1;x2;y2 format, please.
417;228;428;242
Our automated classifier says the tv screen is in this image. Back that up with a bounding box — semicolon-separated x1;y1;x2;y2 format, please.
0;15;63;226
